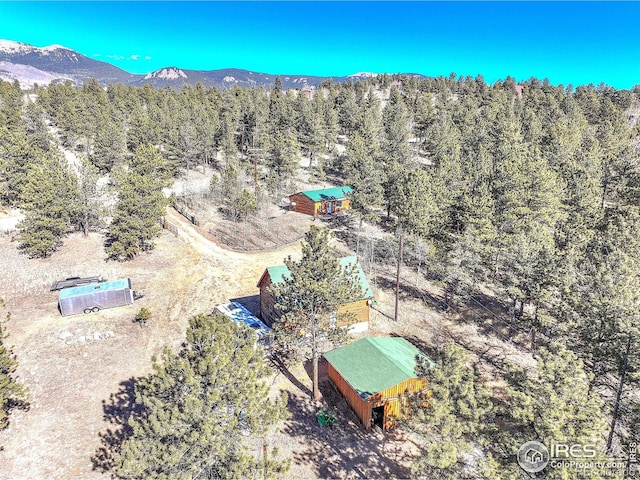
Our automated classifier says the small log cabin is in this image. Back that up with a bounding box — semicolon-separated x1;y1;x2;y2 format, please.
324;337;433;430
256;255;373;332
289;186;353;217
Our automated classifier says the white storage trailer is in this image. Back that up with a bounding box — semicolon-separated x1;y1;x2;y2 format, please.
58;279;134;316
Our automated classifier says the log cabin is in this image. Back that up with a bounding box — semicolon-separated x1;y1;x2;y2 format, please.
289;186;352;217
256;255;373;332
324;337;433;430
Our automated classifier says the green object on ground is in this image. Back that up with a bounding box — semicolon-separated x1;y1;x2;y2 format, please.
317;410;337;427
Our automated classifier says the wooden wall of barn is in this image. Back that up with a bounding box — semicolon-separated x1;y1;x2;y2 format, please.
368;377;426;430
338;299;370;326
327;362;372;428
328;363;426;430
258;275;278;327
259;280;370;329
289;193;318;216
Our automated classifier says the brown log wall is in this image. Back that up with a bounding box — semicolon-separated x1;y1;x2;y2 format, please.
328;363;426;430
289;193;318;216
368;377;426;429
328;362;372;428
258;275;278;327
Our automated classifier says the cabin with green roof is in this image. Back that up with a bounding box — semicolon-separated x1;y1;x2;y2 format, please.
256;255;373;331
289;186;352;217
324;337;432;430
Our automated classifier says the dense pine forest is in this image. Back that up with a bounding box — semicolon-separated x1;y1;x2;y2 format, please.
1;74;640;478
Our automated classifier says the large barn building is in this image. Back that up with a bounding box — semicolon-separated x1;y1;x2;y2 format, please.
324;337;432;430
256;255;373;332
289;186;352;217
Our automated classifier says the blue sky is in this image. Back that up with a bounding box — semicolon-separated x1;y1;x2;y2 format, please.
1;1;638;89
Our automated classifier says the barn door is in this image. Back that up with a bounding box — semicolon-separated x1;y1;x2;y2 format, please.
372;405;384;429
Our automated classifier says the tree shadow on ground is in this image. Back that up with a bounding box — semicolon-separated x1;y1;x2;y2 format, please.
375;275;448;312
270;356;313;398
282;358;415;479
91;377;144;474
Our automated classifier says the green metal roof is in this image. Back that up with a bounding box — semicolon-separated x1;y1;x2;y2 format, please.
58;279;131;299
324;337;433;399
267;255;373;299
266;264;291;285
300;186;352;203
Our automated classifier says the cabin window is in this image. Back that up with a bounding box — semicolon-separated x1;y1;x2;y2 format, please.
336;200;343;208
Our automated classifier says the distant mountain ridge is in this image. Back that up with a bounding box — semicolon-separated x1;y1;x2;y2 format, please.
0;39;423;90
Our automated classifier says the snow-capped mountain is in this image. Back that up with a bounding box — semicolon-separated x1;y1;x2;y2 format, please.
0;39;426;90
0;40;136;86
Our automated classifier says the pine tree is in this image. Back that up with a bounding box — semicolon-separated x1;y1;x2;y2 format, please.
72;157;103;237
343;131;383;224
0;299;28;431
409;340;492;480
106;144;170;260
567;208;640;451
271;225;364;401
90;109;126;172
0;127;34;205
17;150;78;258
114;313;288;479
487;344;613;480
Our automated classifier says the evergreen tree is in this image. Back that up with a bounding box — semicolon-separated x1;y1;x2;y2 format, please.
17;150;78;257
295;90;326;175
272;226;363;401
0;299;28;432
90;109;126;172
106;144;170;260
114;313;288;479
72;157;104;237
0;127;34;205
487;345;612;480
567;208;640;450
409;340;492;480
343;131;383;223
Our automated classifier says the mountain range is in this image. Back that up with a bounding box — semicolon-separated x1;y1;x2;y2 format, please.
0;40;405;90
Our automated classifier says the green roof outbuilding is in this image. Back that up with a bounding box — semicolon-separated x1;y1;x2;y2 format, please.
324;337;432;399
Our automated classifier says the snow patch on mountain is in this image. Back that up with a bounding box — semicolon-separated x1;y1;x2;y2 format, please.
42;44;68;52
349;72;378;78
0;40;33;54
223;76;236;83
0;61;71;88
145;67;187;80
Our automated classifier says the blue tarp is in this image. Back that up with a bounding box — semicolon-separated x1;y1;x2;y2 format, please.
214;302;272;346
